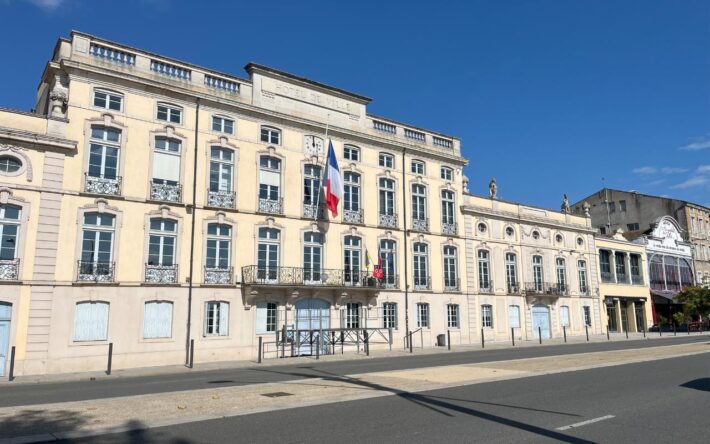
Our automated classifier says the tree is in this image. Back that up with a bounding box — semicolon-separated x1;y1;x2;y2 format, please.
675;286;710;321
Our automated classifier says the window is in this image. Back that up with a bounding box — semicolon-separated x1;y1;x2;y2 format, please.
608;202;616;213
209;147;234;194
151;137;182;200
576;237;584;246
555;234;563;244
533;255;544;291
441;190;456;228
88;126;121;183
0;155;22;174
257;227;280;281
619;200;627;212
411;184;427;223
382;302;397;329
578;260;588;294
630;254;642;283
344;235;361;286
560;306;570;328
506;227;515;237
627;223;639;231
379;178;396;217
505;253;517;292
74;301;109;342
93;89;123;111
204;301;229;336
583;306;592;326
478;223;487;234
148;218;177;266
212;116;234;134
411;160;425;175
599;250;612;282
447;304;460;328
343;172;361;215
260;126;281;144
615;251;627;281
417;303;430;328
256;301;278;333
303;231;323;282
303;164;322;206
343;145;360;162
532;230;540;240
259;156;281;202
440;166;453;181
379;239;397;287
481;304;493;328
345;302;361;328
508;305;520;328
0;205;21;260
443;246;458;290
206;223;231;269
156;103;182;124
378;152;394;168
413;242;429;289
79;212;115;278
599;226;607;235
143;301;173;339
556;258;566;290
478;250;490;292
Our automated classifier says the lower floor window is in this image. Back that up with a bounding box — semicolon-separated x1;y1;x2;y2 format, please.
382;302;397;329
143;301;173;339
205;301;230;336
447;304;459;328
508;305;520;328
583;306;592;326
481;304;493;328
560;305;570;328
256;301;277;333
74;301;109;342
417;303;430;328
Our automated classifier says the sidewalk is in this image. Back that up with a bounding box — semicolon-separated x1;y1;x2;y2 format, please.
5;331;706;386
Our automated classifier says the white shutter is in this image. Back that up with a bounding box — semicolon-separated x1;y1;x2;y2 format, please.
561;306;570;327
256;302;267;333
74;303;91;341
508;305;520;328
259;169;280;186
218;302;230;336
144;302;173;338
75;302;108;341
153;152;181;182
144;302;157;338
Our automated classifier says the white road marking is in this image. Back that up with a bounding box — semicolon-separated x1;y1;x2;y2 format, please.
556;415;615;431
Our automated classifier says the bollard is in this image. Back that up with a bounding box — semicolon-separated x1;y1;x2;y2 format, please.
563;326;567;343
316;334;320;360
258;336;263;364
409;330;413;353
625;325;628;339
106;342;113;375
447;329;451;351
643;326;646;338
673;324;677;336
538;327;542;344
585;325;589;342
511;327;515;346
364;329;369;356
332;331;336;354
687;325;690;336
341;331;345;354
356;329;360;352
8;346;16;382
607;329;610;340
389;328;393;351
291;340;295;357
189;339;195;368
420;328;424;349
481;328;485;349
281;326;286;358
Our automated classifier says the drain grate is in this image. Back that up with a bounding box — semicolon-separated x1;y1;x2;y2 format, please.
261;391;294;398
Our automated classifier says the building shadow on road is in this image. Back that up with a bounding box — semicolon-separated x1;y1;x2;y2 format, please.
0;409;89;439
680;378;710;392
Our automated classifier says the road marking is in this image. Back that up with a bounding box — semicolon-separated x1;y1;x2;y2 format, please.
556;415;615;431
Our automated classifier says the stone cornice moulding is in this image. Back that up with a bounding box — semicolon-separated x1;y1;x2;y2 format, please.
0;127;77;151
462;205;593;234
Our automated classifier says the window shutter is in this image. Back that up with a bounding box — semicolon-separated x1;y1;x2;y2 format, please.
259;169;280;186
218;302;230;336
74;302;109;341
158;302;173;337
256;302;267;333
153;151;181;182
508;306;520;328
144;302;157;338
74;303;91;341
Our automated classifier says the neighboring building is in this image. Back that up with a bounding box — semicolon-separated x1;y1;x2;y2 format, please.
627;216;694;327
0;31;469;376
572;188;710;287
461;194;601;342
595;232;652;333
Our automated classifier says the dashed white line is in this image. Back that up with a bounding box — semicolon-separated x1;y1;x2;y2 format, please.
556;414;616;431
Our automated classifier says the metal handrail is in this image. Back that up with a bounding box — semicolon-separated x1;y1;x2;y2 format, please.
241;265;397;288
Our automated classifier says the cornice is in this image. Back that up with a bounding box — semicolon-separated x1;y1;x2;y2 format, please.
0;126;76;151
462;204;595;234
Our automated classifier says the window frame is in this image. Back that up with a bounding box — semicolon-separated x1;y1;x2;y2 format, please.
92;88;124;112
378;152;394;169
260;126;281;145
411;159;426;175
416;302;430;329
211;115;235;135
73;301;110;342
447;304;460;329
440;166;453;181
343;145;360;162
143;300;174;339
382;302;398;329
481;304;493;328
204;301;230;336
156;102;183;124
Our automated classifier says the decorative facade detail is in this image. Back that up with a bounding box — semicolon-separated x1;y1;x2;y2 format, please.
204;266;233;284
442;222;458;235
0;258;19;281
145;264;178;284
0;143;33;181
378;213;397;228
411;217;429;232
258;198;283;215
85;174;121;196
343;209;363;224
207;190;235;209
76;261;115;282
150;182;181;202
302;203;325;219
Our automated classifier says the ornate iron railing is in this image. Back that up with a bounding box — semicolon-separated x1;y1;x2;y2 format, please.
442;221;458;235
444;278;460;292
414;276;431;291
411;217;429;232
0;258;19;281
204;266;232;284
507;283;522;295
600;271;614;283
378;212;398;228
85;174;122;196
523;282;569;296
631;275;644;285
343;208;364;224
207;190;235;209
302;203;325;219
150;182;182;203
241;265;394;288
145;263;178;284
258;197;283;215
76;261;115;282
479;284;493;294
616;273;628;284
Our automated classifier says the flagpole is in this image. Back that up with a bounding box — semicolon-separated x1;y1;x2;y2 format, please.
313;115;330;222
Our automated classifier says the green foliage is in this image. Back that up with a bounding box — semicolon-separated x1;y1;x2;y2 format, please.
656;314;668;327
673;311;686;325
675;286;710;319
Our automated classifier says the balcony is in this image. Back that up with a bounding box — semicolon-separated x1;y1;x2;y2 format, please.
579;286;589;296
207;190;235;209
145;263;178;284
479;284;493;294
76;261;115;283
442;221;458;235
411;217;429;232
0;258;19;281
616;273;628;284
302;203;325;219
150;182;182;203
507;283;521;295
523;282;570;296
204;266;232;285
343;208;364;225
631;275;644;285
414;276;431;291
258;197;283;215
241;266;392;289
378;212;398;228
600;271;614;283
85;174;122;196
444;278;460;292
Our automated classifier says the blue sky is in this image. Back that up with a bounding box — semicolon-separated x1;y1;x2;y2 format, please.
1;0;708;208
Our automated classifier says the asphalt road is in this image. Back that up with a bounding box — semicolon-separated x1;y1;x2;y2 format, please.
60;351;710;444
2;335;708;408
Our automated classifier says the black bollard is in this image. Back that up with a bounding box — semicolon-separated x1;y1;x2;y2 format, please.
447;329;451;351
481;328;485;349
106;342;113;375
189;339;195;368
511;327;515;346
8;346;15;382
538;326;542;344
585;325;589;341
364;329;369;356
316;334;320;360
563;326;567;343
258;336;263;364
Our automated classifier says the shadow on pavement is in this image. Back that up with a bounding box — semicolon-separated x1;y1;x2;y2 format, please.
680;378;710;392
0;409;89;439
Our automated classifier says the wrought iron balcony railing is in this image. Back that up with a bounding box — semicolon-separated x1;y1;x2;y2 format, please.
76;261;115;282
479;284;493;294
378;212;398;228
600;271;614;283
207;190;235;209
343;208;364;224
258;197;283;215
85;173;122;196
150;182;182;203
0;258;19;281
523;282;570;296
444;278;460;292
241;265;396;289
631;275;644;285
204;266;232;284
507;283;522;295
579;286;589;296
302;203;325;219
414;276;432;291
616;273;628;284
411;217;429;232
145;263;178;284
442;221;458;235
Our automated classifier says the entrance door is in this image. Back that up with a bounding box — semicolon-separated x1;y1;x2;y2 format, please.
532;304;551;339
635;304;645;332
607;305;618;332
295;299;330;355
0;303;11;377
620;304;629;333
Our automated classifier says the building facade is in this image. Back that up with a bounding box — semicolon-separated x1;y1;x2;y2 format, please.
595;233;652;333
461;194;601;342
573;188;709;287
0;32;470;376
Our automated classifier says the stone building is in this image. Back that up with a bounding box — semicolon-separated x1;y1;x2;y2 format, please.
0;31;469;376
461;194;601;342
572;188;710;287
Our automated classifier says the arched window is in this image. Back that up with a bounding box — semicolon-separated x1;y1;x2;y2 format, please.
93;89;123;112
208;147;235;208
144;301;173;339
378;152;394;168
86;125;122;196
151;136;182;202
649;254;664;290
146;218;178;284
344;235;361;286
443;245;458;291
441;190;456;234
78;212;115;281
478;250;491;293
679;258;693;289
556;258;567;293
413;242;429;290
156;102;182;124
532;255;544;292
343;172;362;223
378;178;396;228
411;184;428;231
303;231;323;283
379;239;397;288
258;156;282;214
505;252;518;293
664;256;680;291
344;145;360;162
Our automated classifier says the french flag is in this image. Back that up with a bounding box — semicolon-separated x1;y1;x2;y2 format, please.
324;139;344;217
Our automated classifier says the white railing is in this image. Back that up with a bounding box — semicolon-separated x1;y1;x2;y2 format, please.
404;129;426;142
150;60;191;80
373;120;396;134
433;136;453;148
205;74;239;93
89;43;135;65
